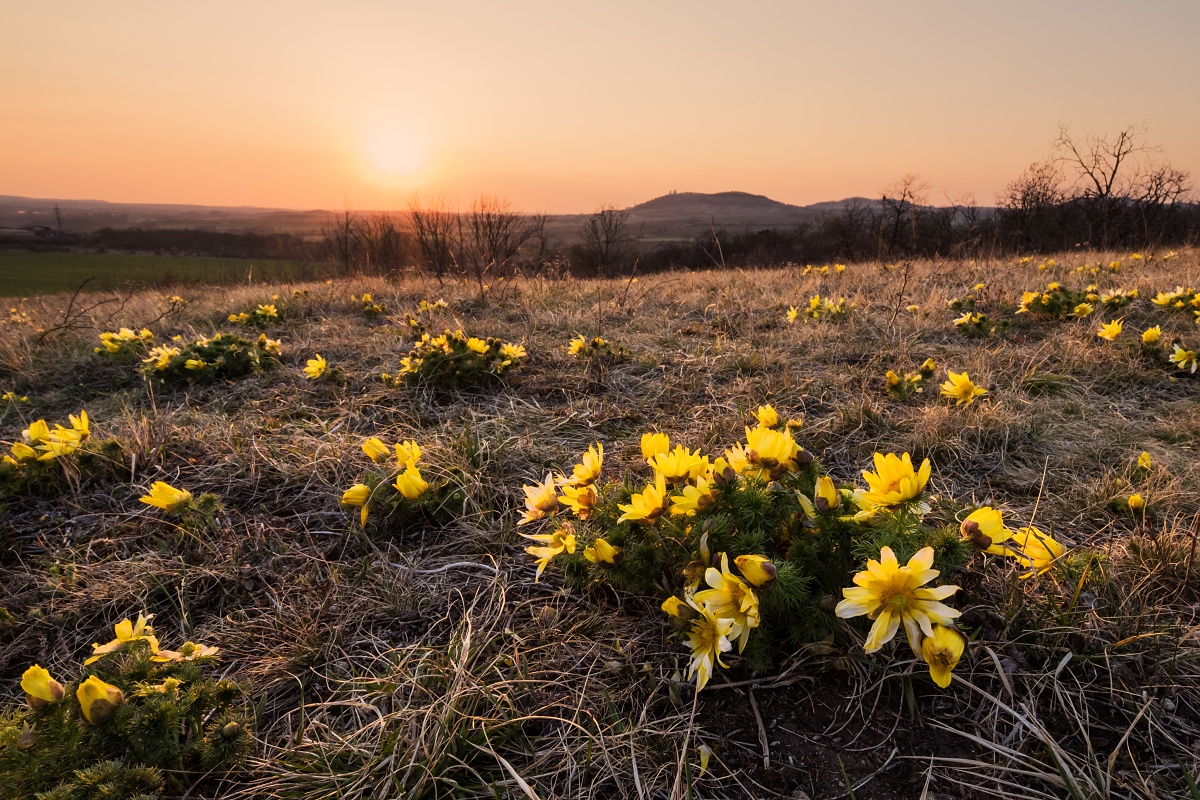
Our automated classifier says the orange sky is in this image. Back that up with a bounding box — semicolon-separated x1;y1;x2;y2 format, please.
3;1;1198;213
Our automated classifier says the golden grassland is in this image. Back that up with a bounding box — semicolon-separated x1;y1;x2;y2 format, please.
1;250;1199;799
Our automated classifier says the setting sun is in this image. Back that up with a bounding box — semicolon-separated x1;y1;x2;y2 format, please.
360;122;428;184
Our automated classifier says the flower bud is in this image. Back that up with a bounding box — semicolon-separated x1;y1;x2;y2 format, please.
76;675;125;724
814;476;840;514
20;665;65;709
734;555;777;589
222;720;242;739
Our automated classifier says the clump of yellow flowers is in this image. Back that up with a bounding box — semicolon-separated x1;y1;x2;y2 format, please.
140;333;281;385
513;410;990;691
228;301;281;325
6;613;249;798
340;436;433;529
352;292;387;316
2;410;93;470
95;327;155;360
388;329;526;389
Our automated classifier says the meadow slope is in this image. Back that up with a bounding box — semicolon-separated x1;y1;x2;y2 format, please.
1;251;1198;799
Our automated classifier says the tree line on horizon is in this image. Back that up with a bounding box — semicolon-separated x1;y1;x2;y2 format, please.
4;126;1195;280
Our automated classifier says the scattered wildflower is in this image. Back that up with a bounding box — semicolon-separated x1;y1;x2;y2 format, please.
921;625;966;688
940;370;987;406
1142;326;1161;344
1128;493;1145;512
1170;344;1197;373
584;537;623;568
1137;451;1152;470
960;506;1013;554
835;546;961;653
76;676;125;724
523;526;577;580
519;474;559;525
786;306;798;323
139;481;193;514
304;354;327;379
561;443;603;487
1073;302;1094;318
86;614;160;663
1097;319;1123;341
152;641;220;662
362;437;391;463
754;404;779;428
395;440;422;466
21;665;65;708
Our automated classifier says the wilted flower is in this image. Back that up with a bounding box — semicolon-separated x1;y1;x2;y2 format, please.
684;598;734;691
694;553;760;651
152;641;220;662
139;481;193;514
940;371;987;406
21;664;65;708
519;474;559;525
522;526;576;581
76;676;125;724
835;546;961;653
921;625;966;688
86;615;160;663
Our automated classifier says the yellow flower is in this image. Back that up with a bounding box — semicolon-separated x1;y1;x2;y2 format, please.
1137;451;1152;470
835;546;961;654
567;334;587;355
21;665;65;708
1142;326;1161;344
694;553;760;651
9;442;37;462
857;452;931;511
940;370;987;406
814;476;840;513
649;445;709;484
304;354;327;379
393;464;429;500
562;442;603;486
522;526;576;581
139;481;193;514
500;343;526;360
76;676;125;724
640;432;670;464
151;641;220;662
1170;344;1198;373
143;345;180;371
960;506;1013;554
734;554;777;589
519;474;559;525
362;437;391;463
583;537;623;568
341;483;371;526
1097;319;1123;341
1008;526;1064;577
256;303;278;319
661;596;692;619
558;483;597;518
786;306;798;323
886;369;902;388
467;337;490;354
753;404;779;428
670;475;715;516
1073;302;1094;318
617;472;669;525
734;425;803;479
1128;493;1145;512
185;358;207;371
395;440;422;466
684;597;734;691
921;625;966;688
86;614;160;664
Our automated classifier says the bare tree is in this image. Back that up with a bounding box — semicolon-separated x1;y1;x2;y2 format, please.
879;174;930;256
460;195;536;300
579;205;632;276
407;195;459;282
320;206;362;274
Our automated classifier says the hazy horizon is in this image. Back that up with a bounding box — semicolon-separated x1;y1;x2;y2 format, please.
4;1;1199;213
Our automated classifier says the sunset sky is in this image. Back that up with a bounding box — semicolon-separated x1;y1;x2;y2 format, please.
3;1;1198;213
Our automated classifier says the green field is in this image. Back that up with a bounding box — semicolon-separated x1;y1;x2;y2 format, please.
0;251;321;296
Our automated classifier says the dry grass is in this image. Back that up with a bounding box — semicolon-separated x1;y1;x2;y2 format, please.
2;250;1199;798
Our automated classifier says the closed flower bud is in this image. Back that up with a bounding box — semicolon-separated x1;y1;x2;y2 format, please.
222;720;242;739
21;665;65;708
795;448;814;466
76;675;124;724
1128;493;1145;511
814;476;840;513
734;554;777;589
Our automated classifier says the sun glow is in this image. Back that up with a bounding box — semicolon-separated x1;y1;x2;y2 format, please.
361;122;428;183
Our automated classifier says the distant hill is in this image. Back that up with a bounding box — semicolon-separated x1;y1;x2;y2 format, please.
0;191;881;241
